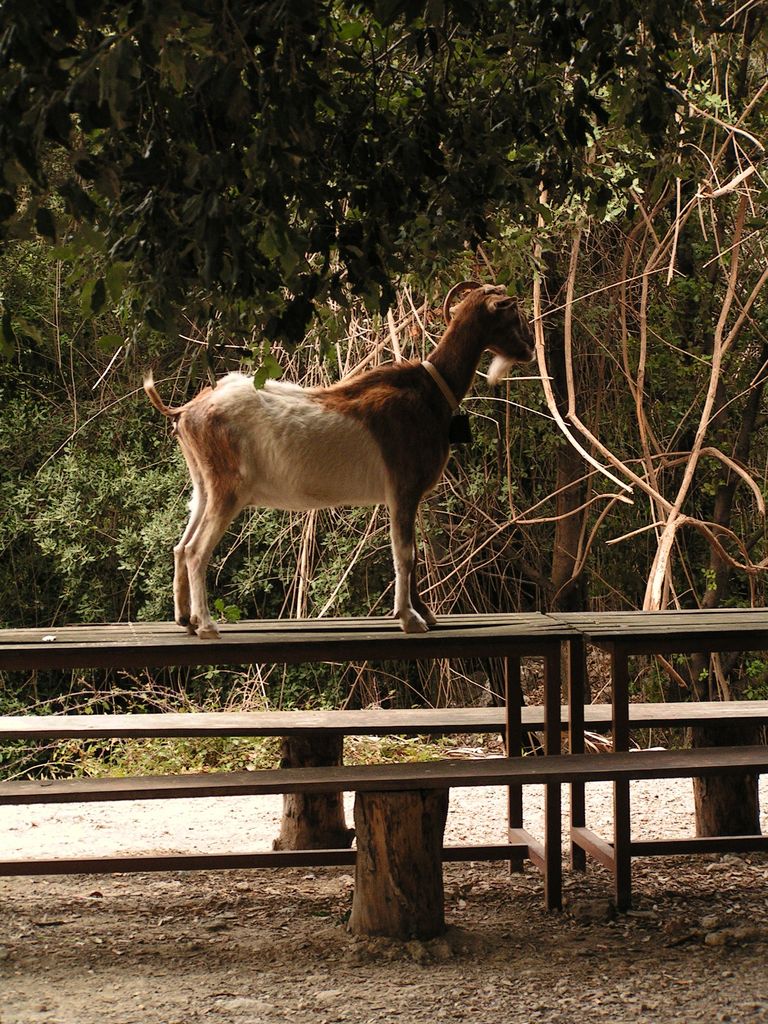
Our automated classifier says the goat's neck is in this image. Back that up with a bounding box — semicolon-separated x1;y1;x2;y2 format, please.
427;321;488;405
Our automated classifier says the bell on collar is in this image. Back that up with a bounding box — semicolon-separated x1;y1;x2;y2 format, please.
449;413;473;445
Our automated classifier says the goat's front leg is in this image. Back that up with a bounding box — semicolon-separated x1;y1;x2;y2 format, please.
173;487;206;634
389;497;430;634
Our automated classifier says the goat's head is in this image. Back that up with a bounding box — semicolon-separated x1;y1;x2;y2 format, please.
443;281;535;385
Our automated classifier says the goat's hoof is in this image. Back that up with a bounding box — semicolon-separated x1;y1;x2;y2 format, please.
400;611;430;634
196;625;221;640
420;608;438;627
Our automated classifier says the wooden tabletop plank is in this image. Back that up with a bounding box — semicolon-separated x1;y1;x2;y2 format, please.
551;609;768;651
2;746;767;804
0;614;574;672
6;609;768;671
0;613;551;644
2;700;768;739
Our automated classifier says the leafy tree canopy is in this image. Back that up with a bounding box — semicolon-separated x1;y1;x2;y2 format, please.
0;0;718;347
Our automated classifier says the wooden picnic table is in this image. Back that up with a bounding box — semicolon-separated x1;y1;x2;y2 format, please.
2;609;768;918
551;609;768;910
0;612;577;912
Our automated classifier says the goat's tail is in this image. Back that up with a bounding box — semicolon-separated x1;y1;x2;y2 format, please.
143;371;186;418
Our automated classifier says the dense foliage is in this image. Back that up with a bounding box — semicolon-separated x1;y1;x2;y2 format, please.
2;2;768;742
1;0;716;345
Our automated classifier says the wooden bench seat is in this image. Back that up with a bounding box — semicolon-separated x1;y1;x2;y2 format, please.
4;745;768;804
2;699;767;740
2;746;767;908
4;700;765;913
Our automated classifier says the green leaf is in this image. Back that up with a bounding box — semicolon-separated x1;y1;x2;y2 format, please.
161;44;187;93
16;318;43;346
252;343;283;389
49;244;77;261
97;333;123;351
338;20;365;41
257;225;281;263
105;262;127;302
80;277;107;316
213;598;242;623
77;223;107;253
0;309;16;357
35;207;57;241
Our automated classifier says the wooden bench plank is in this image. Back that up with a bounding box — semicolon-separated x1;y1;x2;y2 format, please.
630;835;768;856
620;700;768;726
2;700;766;740
2;746;767;806
0;844;522;878
0;707;510;739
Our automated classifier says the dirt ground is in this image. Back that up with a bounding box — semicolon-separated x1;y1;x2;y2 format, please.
2;775;768;1024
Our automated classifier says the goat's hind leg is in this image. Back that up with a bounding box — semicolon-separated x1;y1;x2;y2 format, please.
174;492;206;632
184;497;240;640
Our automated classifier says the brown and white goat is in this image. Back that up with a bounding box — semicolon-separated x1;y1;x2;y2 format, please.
144;282;535;638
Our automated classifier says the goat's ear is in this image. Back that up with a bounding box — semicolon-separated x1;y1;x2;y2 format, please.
487;294;517;312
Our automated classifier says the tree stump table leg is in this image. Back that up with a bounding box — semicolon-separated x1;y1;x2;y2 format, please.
272;735;354;850
349;788;449;940
692;722;762;836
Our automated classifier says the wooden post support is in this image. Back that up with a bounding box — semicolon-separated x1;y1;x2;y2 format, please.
692;720;762;836
568;635;587;872
349;788;449;940
504;655;526;872
611;643;632;912
272;735;354;851
542;641;563;911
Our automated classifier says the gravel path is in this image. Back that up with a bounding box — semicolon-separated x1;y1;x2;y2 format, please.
2;772;767;1023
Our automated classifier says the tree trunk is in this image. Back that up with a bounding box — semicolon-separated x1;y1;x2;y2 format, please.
550;440;587;611
272;735;354;850
686;342;768;834
691;723;762;836
349;788;449;939
543;256;587;614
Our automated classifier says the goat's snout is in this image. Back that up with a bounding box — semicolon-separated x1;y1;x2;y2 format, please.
485;303;536;385
513;313;536;364
492;299;536;366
